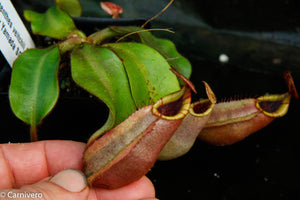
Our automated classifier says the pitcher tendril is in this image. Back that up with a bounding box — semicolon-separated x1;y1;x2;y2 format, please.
141;0;175;28
115;28;175;43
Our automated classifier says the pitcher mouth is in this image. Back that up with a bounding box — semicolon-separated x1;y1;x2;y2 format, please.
256;71;298;118
256;93;291;117
190;99;214;116
152;86;191;120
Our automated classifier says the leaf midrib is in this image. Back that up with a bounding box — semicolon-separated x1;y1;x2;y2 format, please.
30;51;49;126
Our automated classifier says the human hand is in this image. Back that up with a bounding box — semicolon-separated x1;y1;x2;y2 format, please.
0;140;157;200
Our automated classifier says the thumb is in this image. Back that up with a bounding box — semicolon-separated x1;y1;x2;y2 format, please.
0;169;89;200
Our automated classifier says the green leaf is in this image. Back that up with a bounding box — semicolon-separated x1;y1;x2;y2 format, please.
110;26;192;81
140;33;192;82
71;43;137;141
104;42;181;107
56;0;82;17
24;6;76;39
9;46;60;128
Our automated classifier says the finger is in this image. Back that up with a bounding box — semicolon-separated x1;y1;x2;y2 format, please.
89;176;157;200
0;140;86;188
0;169;89;200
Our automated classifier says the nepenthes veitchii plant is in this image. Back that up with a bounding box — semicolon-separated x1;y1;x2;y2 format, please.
8;0;299;189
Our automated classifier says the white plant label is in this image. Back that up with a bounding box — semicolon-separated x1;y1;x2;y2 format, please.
0;0;35;67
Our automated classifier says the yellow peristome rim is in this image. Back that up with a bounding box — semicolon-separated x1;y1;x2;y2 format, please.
189;81;216;117
256;93;291;118
152;87;191;120
189;99;215;117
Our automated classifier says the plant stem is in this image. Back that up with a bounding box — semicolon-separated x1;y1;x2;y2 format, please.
87;28;120;45
30;125;38;142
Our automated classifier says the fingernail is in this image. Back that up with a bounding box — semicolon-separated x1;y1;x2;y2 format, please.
50;168;87;192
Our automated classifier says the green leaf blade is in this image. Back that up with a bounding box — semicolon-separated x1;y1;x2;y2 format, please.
56;0;82;17
71;43;137;127
9;46;60;127
110;26;192;82
104;42;181;107
139;33;192;81
24;6;76;39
